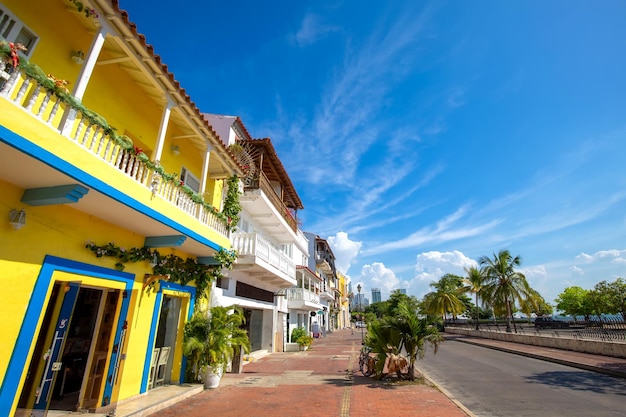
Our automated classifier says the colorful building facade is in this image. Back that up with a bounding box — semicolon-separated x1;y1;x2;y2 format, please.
0;1;241;415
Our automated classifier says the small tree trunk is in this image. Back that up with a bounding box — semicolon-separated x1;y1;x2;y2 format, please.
505;299;512;333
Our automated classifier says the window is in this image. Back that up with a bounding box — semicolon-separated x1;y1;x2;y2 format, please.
0;5;38;56
180;167;200;193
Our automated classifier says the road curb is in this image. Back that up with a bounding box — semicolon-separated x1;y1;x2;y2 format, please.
418;368;477;417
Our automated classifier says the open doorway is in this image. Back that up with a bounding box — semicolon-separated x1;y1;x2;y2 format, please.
16;283;119;414
150;295;182;388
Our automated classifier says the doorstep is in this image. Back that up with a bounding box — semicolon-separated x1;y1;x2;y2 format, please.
112;384;203;417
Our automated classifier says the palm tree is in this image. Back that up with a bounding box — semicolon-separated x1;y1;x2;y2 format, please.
479;249;531;333
464;266;485;330
368;301;443;381
421;274;467;326
183;305;250;383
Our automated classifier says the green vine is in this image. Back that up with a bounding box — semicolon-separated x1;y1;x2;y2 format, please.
1;42;241;230
68;0;99;18
85;241;237;298
222;175;241;232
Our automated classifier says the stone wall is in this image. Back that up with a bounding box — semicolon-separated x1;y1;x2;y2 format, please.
446;328;626;358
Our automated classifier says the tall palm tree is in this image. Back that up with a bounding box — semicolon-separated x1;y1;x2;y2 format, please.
422;274;467;325
464;266;485;330
479;249;531;333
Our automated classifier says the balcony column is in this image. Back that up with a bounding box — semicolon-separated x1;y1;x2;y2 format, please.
200;144;214;194
151;98;175;162
60;26;108;135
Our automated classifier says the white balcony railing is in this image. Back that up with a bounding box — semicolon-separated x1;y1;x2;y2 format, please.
287;287;320;304
231;232;295;278
0;65;228;236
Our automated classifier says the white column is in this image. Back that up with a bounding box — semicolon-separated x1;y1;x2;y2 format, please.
73;27;107;100
200;144;214;194
60;27;107;135
151;98;174;162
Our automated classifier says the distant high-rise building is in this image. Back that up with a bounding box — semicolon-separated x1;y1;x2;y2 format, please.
398;288;407;295
353;293;367;310
371;288;382;303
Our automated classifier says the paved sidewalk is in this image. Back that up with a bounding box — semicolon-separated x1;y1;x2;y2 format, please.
149;329;470;417
107;330;626;416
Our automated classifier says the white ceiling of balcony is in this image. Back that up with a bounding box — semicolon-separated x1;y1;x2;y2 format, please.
239;189;299;245
0;141;218;257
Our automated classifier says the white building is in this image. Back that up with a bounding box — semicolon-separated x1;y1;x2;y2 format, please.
205;115;307;354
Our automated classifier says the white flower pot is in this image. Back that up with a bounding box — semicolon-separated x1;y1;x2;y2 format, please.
204;366;223;389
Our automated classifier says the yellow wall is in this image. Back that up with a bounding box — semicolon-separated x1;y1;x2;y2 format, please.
2;0;227;246
1;2;235;410
0;179;193;409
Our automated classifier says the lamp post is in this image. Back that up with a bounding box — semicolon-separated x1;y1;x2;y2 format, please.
357;284;363;342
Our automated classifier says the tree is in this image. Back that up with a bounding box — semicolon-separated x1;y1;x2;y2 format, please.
519;288;552;321
480;249;532;333
183;305;250;382
555;286;592;320
385;290;421;317
464;266;486;330
594;278;626;320
421;274;468;325
367;300;443;381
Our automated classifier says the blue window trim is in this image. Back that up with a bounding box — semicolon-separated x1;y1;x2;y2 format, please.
140;281;196;391
0;255;134;417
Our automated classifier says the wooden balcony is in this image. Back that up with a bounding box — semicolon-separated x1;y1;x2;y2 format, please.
246;171;298;233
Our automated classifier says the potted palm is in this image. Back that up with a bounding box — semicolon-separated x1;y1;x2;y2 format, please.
183;305;250;389
296;334;313;351
290;327;313;351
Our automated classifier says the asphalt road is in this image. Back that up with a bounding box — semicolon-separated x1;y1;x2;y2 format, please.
415;337;626;417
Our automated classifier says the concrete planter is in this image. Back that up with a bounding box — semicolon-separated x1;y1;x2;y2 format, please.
285;343;300;352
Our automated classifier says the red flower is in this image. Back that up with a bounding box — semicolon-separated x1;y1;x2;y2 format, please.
133;146;143;155
8;42;26;68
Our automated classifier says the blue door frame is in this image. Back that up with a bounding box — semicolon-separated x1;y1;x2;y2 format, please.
0;256;134;416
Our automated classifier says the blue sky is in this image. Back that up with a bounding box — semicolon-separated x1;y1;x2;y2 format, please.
120;1;626;306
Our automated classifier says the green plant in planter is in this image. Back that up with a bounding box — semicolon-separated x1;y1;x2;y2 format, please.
290;327;306;343
296;334;313;348
183;305;250;383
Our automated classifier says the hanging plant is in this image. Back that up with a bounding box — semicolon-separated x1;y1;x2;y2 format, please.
222;175;241;232
1;40;233;229
85;241;237;298
67;0;99;18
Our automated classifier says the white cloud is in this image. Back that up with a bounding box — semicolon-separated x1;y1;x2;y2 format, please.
293;14;339;46
571;265;584;275
366;205;501;255
520;265;548;288
360;262;408;299
576;249;626;264
520;265;548;279
406;250;477;298
327;232;362;274
414;250;477;282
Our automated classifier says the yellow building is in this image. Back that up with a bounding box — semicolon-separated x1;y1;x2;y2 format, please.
337;271;351;329
0;1;241;415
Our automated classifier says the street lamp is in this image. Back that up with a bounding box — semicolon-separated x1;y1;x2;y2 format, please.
357;284;363;342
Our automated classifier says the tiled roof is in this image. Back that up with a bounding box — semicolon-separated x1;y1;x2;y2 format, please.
245;138;304;210
107;0;242;174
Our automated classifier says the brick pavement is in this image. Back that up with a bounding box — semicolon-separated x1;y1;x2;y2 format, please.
150;329;469;417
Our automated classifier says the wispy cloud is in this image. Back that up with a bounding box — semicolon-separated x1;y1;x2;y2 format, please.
280;5;438;187
292;13;340;46
310;163;445;237
364;205;502;255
